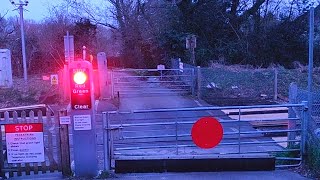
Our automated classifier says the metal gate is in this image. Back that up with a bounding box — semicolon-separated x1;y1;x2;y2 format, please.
110;68;195;97
103;102;307;170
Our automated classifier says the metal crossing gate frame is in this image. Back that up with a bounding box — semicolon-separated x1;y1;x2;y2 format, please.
110;68;195;97
103;102;308;170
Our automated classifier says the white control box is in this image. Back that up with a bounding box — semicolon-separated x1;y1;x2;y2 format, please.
0;49;13;88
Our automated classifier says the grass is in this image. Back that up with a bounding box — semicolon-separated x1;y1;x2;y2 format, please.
307;143;320;177
96;170;117;179
198;63;320;105
274;146;301;166
0;74;57;109
201;68;274;97
0;88;38;108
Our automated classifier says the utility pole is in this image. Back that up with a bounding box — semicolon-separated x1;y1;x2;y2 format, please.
10;0;28;81
306;7;314;156
186;35;197;66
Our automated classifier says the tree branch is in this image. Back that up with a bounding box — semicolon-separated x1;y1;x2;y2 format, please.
238;0;266;23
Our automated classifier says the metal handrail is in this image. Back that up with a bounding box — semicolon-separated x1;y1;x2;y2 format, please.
116;129;301;140
116;75;193;78
113;68;194;71
107;103;305;114
108;117;300;128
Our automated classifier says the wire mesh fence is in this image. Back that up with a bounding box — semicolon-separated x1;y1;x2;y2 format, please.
291;87;320;176
170;59;196;87
296;88;320;135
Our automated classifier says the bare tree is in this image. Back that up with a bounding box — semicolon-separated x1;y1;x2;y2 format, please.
0;12;17;47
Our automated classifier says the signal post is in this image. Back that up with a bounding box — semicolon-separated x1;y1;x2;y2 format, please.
69;60;97;177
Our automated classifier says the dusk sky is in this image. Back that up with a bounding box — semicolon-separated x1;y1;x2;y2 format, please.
0;0;66;21
0;0;106;21
0;0;318;22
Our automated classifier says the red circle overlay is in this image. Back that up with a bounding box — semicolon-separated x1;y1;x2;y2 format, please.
191;117;223;149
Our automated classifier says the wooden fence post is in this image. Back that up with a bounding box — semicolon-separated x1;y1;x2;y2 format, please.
58;110;72;177
0;130;4;178
0;111;4;178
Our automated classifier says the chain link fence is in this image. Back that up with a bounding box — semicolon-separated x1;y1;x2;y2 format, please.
170;58;195;87
295;88;320;176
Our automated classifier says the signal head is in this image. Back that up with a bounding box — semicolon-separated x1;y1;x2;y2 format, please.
73;71;87;85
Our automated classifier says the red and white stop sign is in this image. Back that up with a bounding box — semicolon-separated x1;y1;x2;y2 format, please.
191;117;223;149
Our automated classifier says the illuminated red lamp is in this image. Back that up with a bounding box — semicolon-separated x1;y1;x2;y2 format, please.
73;71;87;85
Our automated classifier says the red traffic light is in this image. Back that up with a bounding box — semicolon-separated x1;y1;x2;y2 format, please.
69;63;93;110
73;71;87;85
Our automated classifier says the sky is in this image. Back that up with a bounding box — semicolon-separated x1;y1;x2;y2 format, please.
0;0;66;21
0;0;319;22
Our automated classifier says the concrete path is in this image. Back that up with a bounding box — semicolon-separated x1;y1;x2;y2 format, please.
7;172;63;180
113;170;311;180
7;170;312;180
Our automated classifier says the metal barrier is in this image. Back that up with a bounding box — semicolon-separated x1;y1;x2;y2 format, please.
110;68;195;97
103;102;308;170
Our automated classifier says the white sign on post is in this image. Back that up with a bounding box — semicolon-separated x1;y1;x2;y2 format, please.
5;123;45;163
74;115;92;130
50;74;58;85
157;64;165;70
60;116;71;125
179;62;184;72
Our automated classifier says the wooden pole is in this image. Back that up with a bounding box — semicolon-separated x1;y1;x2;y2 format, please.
0;131;4;178
59;110;72;177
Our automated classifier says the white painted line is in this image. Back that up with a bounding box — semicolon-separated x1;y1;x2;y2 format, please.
194;100;203;107
207;111;215;116
272;137;288;148
194;100;217;116
230;128;238;132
